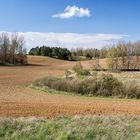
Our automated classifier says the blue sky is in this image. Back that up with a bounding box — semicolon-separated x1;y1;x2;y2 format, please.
0;0;140;50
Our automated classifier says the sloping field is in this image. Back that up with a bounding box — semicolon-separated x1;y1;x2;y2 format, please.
0;56;140;118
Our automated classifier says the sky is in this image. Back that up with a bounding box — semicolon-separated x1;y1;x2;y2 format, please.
0;0;140;50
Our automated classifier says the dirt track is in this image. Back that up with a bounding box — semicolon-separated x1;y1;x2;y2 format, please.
0;56;140;118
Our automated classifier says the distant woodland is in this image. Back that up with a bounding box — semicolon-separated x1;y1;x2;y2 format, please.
29;46;71;60
29;41;140;70
0;33;27;65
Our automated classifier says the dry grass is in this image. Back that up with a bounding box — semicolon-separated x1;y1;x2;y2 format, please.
0;115;140;140
0;55;140;118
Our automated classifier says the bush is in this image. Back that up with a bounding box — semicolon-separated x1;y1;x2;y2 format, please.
76;69;90;76
33;73;140;99
73;62;90;76
97;74;125;97
33;74;135;98
125;81;140;99
73;62;83;72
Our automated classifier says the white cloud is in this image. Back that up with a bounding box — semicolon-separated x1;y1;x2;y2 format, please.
0;31;128;51
52;5;91;19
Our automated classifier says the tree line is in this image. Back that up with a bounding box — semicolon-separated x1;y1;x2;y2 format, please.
29;46;72;60
0;32;27;65
71;41;140;59
106;41;140;70
29;40;140;70
71;41;140;70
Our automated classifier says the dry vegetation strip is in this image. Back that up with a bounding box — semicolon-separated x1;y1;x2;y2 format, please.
0;116;140;140
0;56;140;118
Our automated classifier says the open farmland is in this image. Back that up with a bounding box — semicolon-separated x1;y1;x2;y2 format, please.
0;56;140;118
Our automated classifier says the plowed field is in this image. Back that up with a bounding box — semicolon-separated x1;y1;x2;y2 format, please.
0;56;140;118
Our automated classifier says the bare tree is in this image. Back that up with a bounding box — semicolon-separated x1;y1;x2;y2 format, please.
0;33;10;64
0;32;27;65
10;33;19;64
18;35;26;63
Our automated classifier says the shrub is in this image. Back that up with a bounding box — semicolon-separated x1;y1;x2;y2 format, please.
76;69;90;76
97;74;125;97
73;62;90;76
125;81;140;99
73;62;83;72
33;74;133;98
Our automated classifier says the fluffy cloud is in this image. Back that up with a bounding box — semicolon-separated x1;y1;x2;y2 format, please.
0;31;128;51
52;5;91;19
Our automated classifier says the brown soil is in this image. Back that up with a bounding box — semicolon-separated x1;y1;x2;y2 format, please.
0;56;140;118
